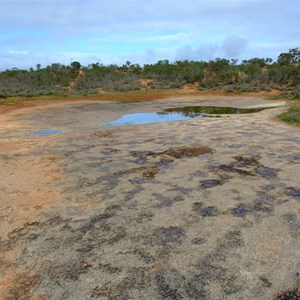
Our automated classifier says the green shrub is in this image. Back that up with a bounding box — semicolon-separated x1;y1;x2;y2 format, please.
279;105;300;125
225;86;235;92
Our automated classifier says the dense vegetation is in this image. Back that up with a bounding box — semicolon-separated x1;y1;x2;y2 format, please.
0;48;299;100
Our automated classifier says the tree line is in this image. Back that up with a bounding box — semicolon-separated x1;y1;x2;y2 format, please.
0;48;299;99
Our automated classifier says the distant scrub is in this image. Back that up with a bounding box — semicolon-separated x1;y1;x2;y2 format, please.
0;48;299;98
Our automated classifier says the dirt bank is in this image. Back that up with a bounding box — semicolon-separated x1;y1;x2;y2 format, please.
0;96;299;299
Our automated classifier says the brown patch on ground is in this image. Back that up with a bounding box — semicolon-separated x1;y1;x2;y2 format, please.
131;145;213;161
0;142;23;153
163;145;213;158
142;167;160;179
0;110;63;298
3;272;42;300
0;158;62;237
94;129;118;138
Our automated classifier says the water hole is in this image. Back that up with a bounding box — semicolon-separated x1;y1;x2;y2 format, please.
100;105;278;126
31;129;63;135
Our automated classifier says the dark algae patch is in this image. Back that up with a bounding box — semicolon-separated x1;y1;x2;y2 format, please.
129;145;213;181
213;155;281;179
286;187;300;199
193;202;218;217
200;179;223;189
131;145;213;159
162;145;213;158
48;261;92;281
231;203;247;217
255;166;279;178
274;290;300;300
153;193;184;209
273;272;300;299
219;164;253;176
191;237;206;245
155;274;183;299
151;226;185;246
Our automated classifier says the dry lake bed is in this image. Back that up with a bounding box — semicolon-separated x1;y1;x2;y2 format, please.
0;96;299;299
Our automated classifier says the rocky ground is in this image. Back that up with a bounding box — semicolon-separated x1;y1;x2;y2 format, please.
0;96;299;299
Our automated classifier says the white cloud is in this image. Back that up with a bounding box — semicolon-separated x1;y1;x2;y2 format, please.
222;36;247;58
175;45;220;61
8;50;29;55
0;0;299;69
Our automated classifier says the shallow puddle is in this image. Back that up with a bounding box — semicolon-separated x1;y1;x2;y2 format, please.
100;112;201;126
31;129;63;135
100;106;277;126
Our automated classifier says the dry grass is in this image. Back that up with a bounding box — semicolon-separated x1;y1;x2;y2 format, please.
0;88;282;106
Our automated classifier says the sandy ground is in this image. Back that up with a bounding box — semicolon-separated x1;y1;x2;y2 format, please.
0;96;299;300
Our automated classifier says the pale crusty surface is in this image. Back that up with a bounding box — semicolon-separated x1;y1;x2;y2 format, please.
0;96;299;300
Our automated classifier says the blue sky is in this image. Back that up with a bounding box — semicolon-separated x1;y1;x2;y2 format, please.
0;0;299;70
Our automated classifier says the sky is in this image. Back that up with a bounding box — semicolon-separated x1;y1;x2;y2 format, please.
0;0;299;70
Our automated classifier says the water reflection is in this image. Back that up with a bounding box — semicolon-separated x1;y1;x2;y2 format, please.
100;105;276;126
100;112;199;126
162;106;274;116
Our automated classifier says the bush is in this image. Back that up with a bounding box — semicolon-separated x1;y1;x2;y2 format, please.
279;105;300;125
234;84;257;92
170;82;183;88
225;86;235;92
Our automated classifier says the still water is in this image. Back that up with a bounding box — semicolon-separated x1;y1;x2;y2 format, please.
31;129;63;135
100;105;276;126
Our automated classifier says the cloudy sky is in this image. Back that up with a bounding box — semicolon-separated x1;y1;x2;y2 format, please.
0;0;299;70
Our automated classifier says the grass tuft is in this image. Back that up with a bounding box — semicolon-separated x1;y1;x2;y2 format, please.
279;103;300;126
